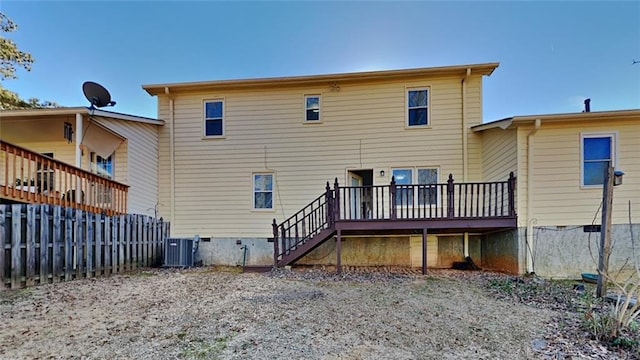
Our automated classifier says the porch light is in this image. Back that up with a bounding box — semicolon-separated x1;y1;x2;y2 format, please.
380;170;385;177
613;170;625;186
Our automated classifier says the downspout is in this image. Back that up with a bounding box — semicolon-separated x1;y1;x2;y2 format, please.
165;87;176;223
461;68;471;182
75;113;83;168
462;68;471;257
526;119;541;274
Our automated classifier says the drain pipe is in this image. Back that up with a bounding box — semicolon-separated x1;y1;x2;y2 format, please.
526;119;541;274
165;87;176;223
461;68;471;259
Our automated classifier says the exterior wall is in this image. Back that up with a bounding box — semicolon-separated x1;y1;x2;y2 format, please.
196;237;273;267
532;224;640;279
480;128;518;182
482;229;520;273
526;120;639;227
94;118;160;216
157;75;487;238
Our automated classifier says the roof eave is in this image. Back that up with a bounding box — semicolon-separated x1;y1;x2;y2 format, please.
143;62;500;96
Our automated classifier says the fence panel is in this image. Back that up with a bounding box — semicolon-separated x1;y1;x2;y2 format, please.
0;204;169;289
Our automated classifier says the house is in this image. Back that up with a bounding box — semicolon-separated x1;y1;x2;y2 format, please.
0;107;164;216
143;63;526;273
473;109;640;278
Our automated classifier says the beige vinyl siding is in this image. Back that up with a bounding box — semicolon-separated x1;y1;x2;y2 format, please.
158;74;487;237
480;128;518;181
527;120;639;226
94;118;160;216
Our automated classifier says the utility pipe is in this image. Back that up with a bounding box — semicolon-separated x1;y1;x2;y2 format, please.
165;87;176;223
461;68;471;182
464;232;470;257
75;113;83;168
526;119;541;274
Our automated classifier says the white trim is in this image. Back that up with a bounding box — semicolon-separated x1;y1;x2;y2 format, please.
303;94;322;123
580;132;618;189
203;98;225;138
405;86;431;129
252;172;275;211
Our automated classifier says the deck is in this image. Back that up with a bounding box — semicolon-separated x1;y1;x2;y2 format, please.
0;140;128;215
272;173;517;273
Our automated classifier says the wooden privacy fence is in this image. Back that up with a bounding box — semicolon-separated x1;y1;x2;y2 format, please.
0;204;170;289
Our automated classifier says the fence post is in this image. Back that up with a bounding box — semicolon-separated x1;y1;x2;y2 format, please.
390;177;397;220
333;178;341;221
26;205;36;287
508;172;516;217
0;206;6;289
272;219;279;266
447;174;455;218
11;204;22;289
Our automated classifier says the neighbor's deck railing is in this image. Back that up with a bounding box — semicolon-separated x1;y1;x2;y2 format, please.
0;140;128;215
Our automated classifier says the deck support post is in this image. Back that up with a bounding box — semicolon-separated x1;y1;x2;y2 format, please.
336;229;342;274
422;228;428;275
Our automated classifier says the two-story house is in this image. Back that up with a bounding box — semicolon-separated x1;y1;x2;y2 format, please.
143;63;524;273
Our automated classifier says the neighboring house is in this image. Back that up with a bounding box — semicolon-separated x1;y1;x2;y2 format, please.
0;107;163;216
143;63;525;272
473;109;640;278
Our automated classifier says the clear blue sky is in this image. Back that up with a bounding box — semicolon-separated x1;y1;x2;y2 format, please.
3;1;639;121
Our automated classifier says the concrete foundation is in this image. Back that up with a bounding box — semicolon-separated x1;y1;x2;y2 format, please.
196;237;273;266
482;229;520;274
297;236;411;267
531;224;640;279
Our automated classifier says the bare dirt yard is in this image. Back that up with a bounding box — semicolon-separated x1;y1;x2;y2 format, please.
0;267;637;359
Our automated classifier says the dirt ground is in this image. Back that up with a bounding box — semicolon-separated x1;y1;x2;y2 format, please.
0;267;635;359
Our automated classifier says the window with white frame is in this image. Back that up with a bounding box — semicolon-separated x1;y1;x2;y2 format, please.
305;95;321;122
91;152;114;179
407;88;429;127
204;100;224;137
253;173;274;210
582;133;615;186
392;167;439;205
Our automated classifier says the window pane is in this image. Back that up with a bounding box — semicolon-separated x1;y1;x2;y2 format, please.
254;192;273;209
306;109;319;121
408;108;427;126
584;137;611;161
205;101;223;119
418;169;437;184
306;96;319;109
584;161;609;186
205;119;223;136
408;90;428;107
392;169;412;185
254;174;273;191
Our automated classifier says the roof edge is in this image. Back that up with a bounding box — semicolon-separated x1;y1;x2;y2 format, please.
472;109;640;132
0;107;164;125
143;62;500;96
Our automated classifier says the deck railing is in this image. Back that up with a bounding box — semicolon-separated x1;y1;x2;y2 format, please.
0;140;128;215
273;173;516;262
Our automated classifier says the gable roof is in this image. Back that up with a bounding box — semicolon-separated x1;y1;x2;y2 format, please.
472;109;640;132
0;107;164;125
142;63;500;96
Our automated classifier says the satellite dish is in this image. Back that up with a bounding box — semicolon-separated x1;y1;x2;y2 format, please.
82;81;116;108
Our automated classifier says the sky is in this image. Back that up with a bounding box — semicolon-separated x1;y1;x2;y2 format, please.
2;1;639;122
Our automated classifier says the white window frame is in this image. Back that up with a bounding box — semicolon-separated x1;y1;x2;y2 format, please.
252;173;275;211
203;99;225;138
304;94;322;123
580;132;618;188
90;152;115;179
391;167;440;206
406;87;430;128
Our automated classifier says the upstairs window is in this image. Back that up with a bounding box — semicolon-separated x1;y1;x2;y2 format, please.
253;173;274;210
204;100;224;137
582;134;615;186
407;88;429;127
305;95;321;122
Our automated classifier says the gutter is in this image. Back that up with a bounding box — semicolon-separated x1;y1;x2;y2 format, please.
526;118;541;274
462;68;471;257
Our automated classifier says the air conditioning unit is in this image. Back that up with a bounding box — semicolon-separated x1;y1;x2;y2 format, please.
164;238;195;267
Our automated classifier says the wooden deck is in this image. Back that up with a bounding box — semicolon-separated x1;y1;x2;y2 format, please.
272;173;517;273
0;140;128;215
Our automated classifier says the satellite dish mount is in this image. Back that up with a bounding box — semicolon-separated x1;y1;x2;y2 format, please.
82;81;116;109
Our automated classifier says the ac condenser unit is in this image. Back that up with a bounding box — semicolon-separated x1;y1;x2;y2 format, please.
164;238;194;267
